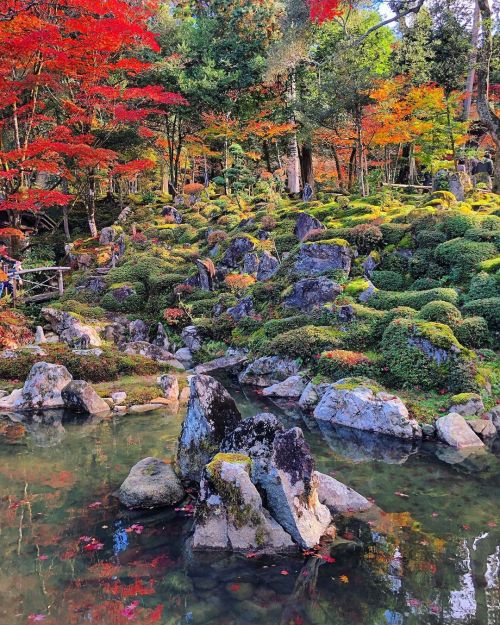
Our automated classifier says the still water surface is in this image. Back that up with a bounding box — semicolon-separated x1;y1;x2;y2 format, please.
0;379;499;625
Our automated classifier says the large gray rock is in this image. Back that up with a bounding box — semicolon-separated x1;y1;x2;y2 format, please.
294;241;352;275
162;205;183;223
262;375;307;399
99;226;117;245
219;236;256;270
123;341;184;368
61;380;110;415
194;352;248;375
449;394;485;417
283;276;341;312
257;427;332;549
485;406;500;430
467;419;497;439
129;319;149;342
152;322;170;350
222;416;331;549
294;212;325;242
42;307;102;348
435;413;485;449
314;378;421;440
195;258;215;291
117;457;184;509
243;252;260;275
315;471;372;514
298;381;330;410
227;297;254;321
181;326;203;353
238;356;300;387
256;251;279;281
192;453;295;552
177;375;242;482
0;362;73;412
157;374;179;402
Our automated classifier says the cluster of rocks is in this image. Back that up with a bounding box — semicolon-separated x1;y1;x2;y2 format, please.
118;374;372;553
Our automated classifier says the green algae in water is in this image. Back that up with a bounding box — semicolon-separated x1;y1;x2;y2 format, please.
0;389;499;625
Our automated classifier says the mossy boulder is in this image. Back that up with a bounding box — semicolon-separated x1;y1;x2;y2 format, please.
293;240;353;275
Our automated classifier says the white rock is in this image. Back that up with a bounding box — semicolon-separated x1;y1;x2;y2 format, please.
298;381;330;410
315;471;372;514
262;375;307;399
435;413;485;449
111;392;127;404
11;362;73;411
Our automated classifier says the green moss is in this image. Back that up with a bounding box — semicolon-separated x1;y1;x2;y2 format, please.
333;376;384;394
344;278;371;297
305;238;349;247
479;257;500;273
450;392;480;405
206;453;251;477
369;287;459;311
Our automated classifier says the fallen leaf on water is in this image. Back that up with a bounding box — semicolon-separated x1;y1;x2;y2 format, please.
38;555;48;561
88;501;102;509
245;552;257;559
28;615;46;622
121;601;139;620
228;583;241;592
339;575;349;583
83;539;104;552
394;491;409;498
280;570;289;576
316;554;336;563
126;524;143;535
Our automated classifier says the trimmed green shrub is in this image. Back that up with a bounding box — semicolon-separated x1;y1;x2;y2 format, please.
462;297;500;331
371;270;404;291
379;252;409;274
372;306;416;340
380;223;410;245
418;300;462;326
261;325;342;360
415;230;447;248
347;224;383;253
466;272;500;301
454;316;491;349
479;257;500;273
101;282;146;313
410;249;447;280
464;228;500;245
440;212;478;239
410;277;441;291
273;234;297;254
368;287;458;311
381;319;478;392
434;238;497;280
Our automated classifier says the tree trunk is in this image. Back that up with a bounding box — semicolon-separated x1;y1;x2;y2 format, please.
348;147;356;191
286;71;301;195
463;0;480;121
476;0;500;192
86;170;98;238
299;141;315;194
262;140;272;172
331;143;344;189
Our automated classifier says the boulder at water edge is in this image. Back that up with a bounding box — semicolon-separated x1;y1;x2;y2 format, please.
3;362;73;411
314;378;422;440
238;356;300;387
117;457;185;509
315;471;372;514
435;413;485;449
177;375;242;482
61;380;110;415
192;453;295;552
123;341;184;368
262;375;308;399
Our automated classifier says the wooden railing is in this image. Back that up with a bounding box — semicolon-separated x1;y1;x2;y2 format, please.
11;266;72;303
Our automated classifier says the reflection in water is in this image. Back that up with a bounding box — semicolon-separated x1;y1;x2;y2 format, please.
0;390;498;625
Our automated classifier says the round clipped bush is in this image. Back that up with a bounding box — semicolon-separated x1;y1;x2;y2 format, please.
380;223;410;245
262;325;342;360
434;238;497;281
348;224;383;254
462;297;500;331
381;319;478;392
454;316;491;349
466;272;500;301
371;270;404;291
440;212;478;239
410;277;440;291
416;230;447;248
368;287;458;311
418;300;462;327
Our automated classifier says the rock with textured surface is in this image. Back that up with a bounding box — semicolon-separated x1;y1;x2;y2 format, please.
162;205;183;223
157;374;179;401
256;427;332;549
298;381;330;410
315;471;372;514
177;375;242;482
0;363;72;412
123;341;184;368
117;457;184;509
192;453;295;552
262;375;307;399
435;413;485;448
467;419;496;439
294;212;325;241
194;352;248;375
111;392;127;404
256;252;279;281
174;347;193;369
485;406;500;430
221;413;285;467
227;297;254;321
238;356;300;387
152;323;170;350
219;236;256;270
283;277;341;312
449;394;485;418
42;307;102;348
314;378;421;440
35;326;46;344
294;241;352;275
129;319;149;342
181;326;203;353
62;380;110;415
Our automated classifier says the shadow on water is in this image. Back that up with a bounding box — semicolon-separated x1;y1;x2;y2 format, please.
0;379;499;625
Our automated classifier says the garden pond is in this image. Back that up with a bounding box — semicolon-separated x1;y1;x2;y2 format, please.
0;378;499;625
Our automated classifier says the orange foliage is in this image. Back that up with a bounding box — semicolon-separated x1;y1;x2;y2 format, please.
224;273;256;291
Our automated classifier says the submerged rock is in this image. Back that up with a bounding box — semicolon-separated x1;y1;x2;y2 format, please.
117;457;185;509
315;471;372;514
192;453;295;552
177;375;242;482
283;276;341;312
61;380;110;415
262;375;307;399
238;356;300;387
435;413;485;449
314;378;421;440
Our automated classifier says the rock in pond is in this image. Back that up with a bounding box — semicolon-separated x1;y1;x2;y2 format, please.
117;457;184;509
157;374;179;402
314;378;421;440
238;356;300;387
467;419;497;439
194;350;248;375
177;375;242;482
0;362;73;412
298;381;330;410
315;471;372;514
192;453;295;553
61;380;110;415
262;375;307;399
435;413;485;449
